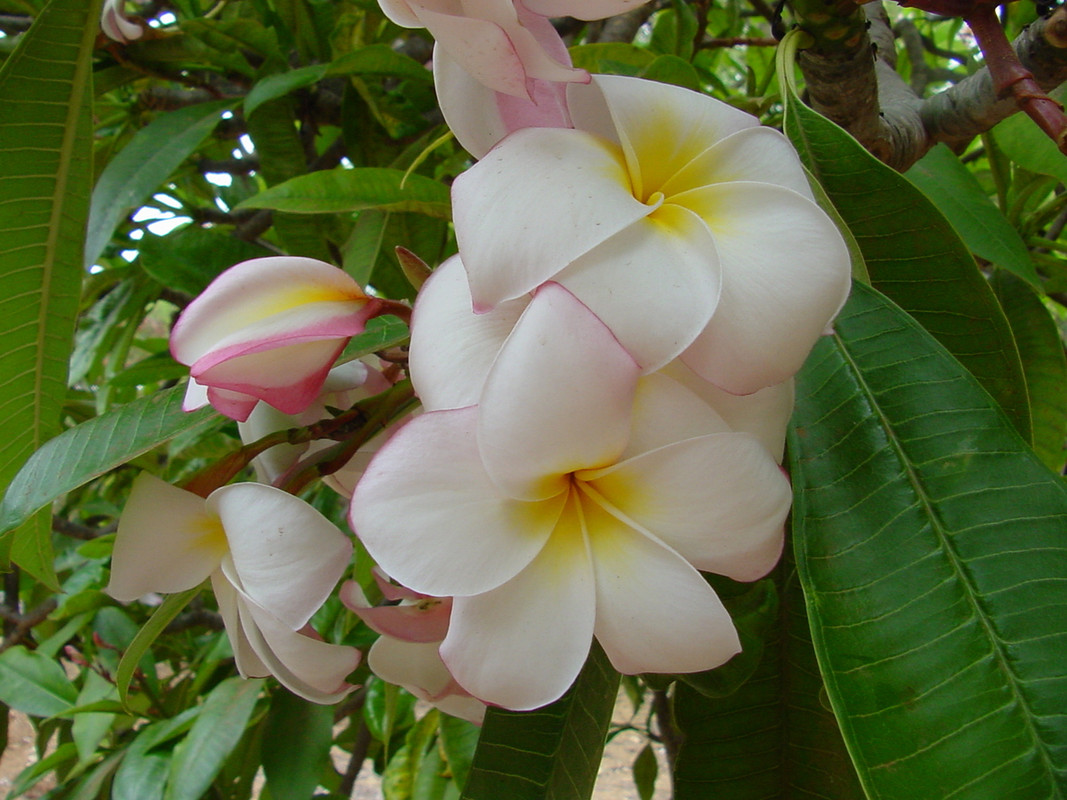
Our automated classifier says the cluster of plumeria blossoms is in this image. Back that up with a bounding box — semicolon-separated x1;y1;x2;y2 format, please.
105;0;851;715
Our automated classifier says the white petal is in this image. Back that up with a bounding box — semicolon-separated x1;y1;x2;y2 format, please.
617;372;731;461
524;0;650;20
349;407;564;598
212;571;270;679
478;283;639;500
408;256;526;412
452;127;651;310
585;503;741;675
208;483;351;630
369;637;486;723
555;203;720;372
441;502;596;710
108;474;223;602
680;183;851;392
585;433;790;581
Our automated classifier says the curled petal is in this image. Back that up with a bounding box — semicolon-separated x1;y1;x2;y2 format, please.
369;637;485;723
583;501;741;675
585;432;790;581
408;256;526;412
441;508;596;710
350;407;564;598
212;571;270;680
100;0;142;43
340;580;452;643
108;474;224;602
679;183;851;393
478;283;640;501
453;127;651;310
209;483;351;630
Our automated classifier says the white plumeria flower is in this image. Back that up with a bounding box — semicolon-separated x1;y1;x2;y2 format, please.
451;74;852;395
172;257;380;422
108;474;360;704
349;282;791;710
101;0;142;43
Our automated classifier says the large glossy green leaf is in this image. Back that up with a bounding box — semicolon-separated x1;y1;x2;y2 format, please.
165;677;264;800
0;645;78;717
237;167;452;218
673;567;864;799
84;99;232;268
780;40;1029;442
0;0;100;588
789;281;1067;799
261;690;334;800
0;385;220;535
991;112;1067;185
461;643;620;800
904;144;1040;289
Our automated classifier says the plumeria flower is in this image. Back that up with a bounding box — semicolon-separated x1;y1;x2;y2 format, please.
237;359;394;488
349;282;792;710
340;573;486;724
108;474;360;704
451;74;852;395
101;0;142;43
172;257;381;422
409;256;794;463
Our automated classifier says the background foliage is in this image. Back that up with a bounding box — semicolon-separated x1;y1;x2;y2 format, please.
0;0;1065;797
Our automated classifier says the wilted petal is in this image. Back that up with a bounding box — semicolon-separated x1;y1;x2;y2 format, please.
240;598;360;704
441;505;596;710
478;283;640;500
108;474;225;601
555;203;720;372
209;483;351;630
368;637;486;723
678;182;851;393
584;432;790;581
453;127;651;310
350;407;565;597
583;500;741;675
408;256;526;412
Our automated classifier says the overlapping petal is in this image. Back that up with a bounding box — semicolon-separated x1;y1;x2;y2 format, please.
101;0;142;42
368;637;486;723
523;0;649;19
477;283;639;500
350;407;566;598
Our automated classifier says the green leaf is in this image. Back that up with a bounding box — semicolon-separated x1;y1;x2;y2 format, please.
166;676;264;800
327;44;436;83
237;167;451;218
339;315;410;363
72;670;118;763
568;43;655;74
261;690;334;800
904;144;1040;289
0;385;220;535
85;99;232;268
0;0;100;589
992;112;1067;185
640;54;701;90
116;587;199;706
789;281;1067;798
781;50;1030;442
0;645;78;717
631;744;657;800
439;714;480;792
113;754;169;800
244;64;328;118
138;225;274;297
990;271;1067;473
461;643;620;800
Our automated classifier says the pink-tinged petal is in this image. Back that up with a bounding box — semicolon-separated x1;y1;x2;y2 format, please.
617;373;731;461
212;570;271;679
205;387;262;422
478;283;640;500
368;637;486;723
240;598;361;704
100;0;142;42
555;203;720;373
208;483;351;630
679;183;851;393
377;0;422;27
350;407;565;597
568;76;758;201
453;127;651;310
583;501;741;674
660;126;814;199
660;361;794;463
108;474;224;602
321;431;389;498
415;7;531;97
435;45;573;159
238;403;312;484
409;256;526;412
340;580;452;643
171;257;368;367
441;501;596;710
372;568;420;602
523;0;650;19
584;432;790;581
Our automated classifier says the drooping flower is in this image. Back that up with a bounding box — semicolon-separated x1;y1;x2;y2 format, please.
350;282;792;710
108;474;360;704
450;74;851;395
101;0;142;43
340;573;485;724
172;257;380;422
